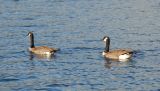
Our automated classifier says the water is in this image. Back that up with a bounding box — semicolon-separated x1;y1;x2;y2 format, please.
0;0;160;91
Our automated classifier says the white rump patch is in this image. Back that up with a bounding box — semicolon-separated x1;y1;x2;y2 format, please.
44;52;52;55
119;59;129;62
119;54;130;60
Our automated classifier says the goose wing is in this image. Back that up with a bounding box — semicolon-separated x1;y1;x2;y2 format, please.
106;49;133;59
31;46;56;54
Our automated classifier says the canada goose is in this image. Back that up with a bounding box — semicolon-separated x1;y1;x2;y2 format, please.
27;32;58;55
102;36;133;61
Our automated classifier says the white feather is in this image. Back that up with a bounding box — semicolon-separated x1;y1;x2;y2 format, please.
119;54;130;60
102;51;106;56
44;52;52;55
103;37;108;42
119;59;129;62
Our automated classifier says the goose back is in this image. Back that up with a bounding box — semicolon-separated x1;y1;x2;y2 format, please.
104;49;133;59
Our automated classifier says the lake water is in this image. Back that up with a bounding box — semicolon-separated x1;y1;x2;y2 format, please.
0;0;160;91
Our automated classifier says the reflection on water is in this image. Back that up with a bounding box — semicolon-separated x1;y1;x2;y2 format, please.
0;0;160;90
104;57;131;69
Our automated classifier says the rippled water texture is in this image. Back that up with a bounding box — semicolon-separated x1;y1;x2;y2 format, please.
0;0;160;91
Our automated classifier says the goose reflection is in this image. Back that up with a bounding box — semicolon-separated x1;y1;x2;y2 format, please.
104;57;130;69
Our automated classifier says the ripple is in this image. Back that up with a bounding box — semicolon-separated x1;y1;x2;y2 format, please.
0;78;19;82
35;88;61;91
22;18;35;20
132;50;145;59
18;25;38;28
0;0;160;91
47;83;71;87
72;47;102;51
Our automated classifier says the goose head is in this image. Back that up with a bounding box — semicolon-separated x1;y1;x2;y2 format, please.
27;32;33;36
102;36;110;52
27;32;35;48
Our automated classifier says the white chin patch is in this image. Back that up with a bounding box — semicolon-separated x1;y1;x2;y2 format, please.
103;37;108;42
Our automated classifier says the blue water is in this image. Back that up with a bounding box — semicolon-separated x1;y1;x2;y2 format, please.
0;0;160;91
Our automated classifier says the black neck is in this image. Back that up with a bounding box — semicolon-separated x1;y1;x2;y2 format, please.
29;34;35;48
105;38;110;52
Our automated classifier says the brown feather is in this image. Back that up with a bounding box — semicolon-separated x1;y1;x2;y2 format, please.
29;46;56;55
28;32;59;55
102;36;133;60
105;49;133;59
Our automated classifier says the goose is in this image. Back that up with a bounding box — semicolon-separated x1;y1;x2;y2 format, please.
102;36;133;61
27;32;59;56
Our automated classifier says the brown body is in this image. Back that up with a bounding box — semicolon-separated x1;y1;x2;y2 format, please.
102;36;133;61
103;49;133;60
28;32;58;55
29;46;58;55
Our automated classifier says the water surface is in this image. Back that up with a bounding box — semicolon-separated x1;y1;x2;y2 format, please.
0;0;160;91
